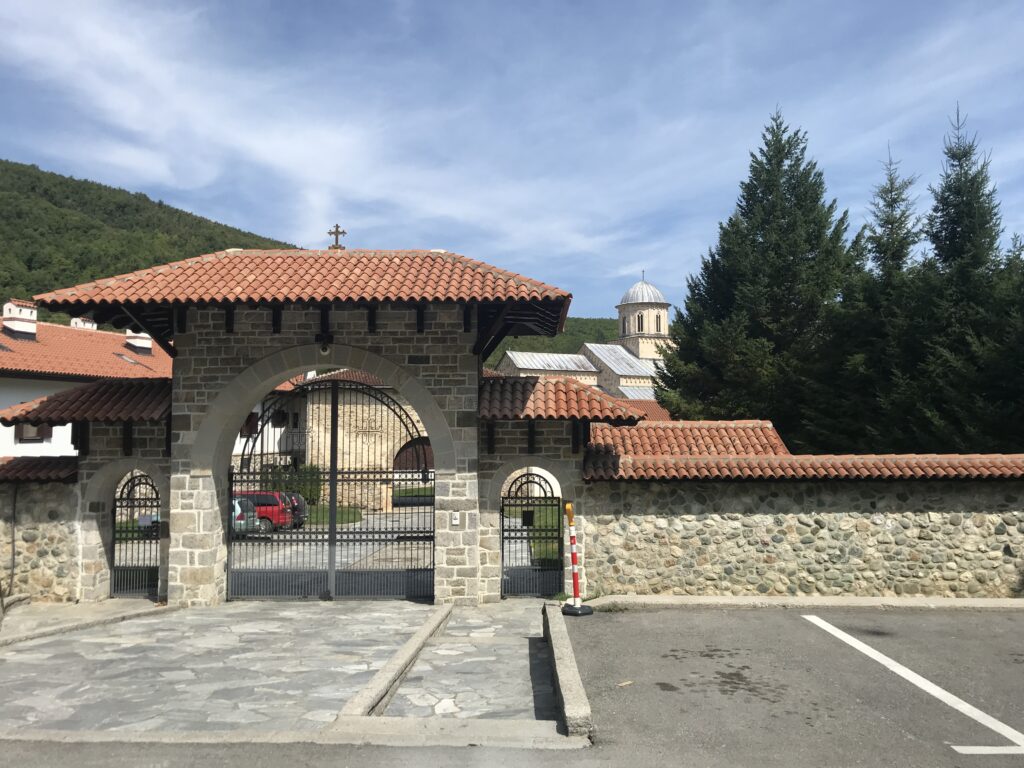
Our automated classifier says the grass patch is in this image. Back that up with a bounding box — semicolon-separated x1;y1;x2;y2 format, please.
504;501;562;562
303;505;364;526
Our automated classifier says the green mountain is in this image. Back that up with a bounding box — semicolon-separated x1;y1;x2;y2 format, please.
0;160;291;313
486;316;618;366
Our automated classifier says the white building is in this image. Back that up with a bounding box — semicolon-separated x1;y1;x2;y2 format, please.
0;299;171;457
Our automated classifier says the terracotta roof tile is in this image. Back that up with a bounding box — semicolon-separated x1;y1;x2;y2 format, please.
0;323;172;380
616;399;672;421
589;421;790;460
0;378;171;426
0;456;78;483
480;376;645;424
584;422;1024;481
34;249;570;308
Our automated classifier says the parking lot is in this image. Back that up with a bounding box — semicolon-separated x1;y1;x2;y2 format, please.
569;606;1024;767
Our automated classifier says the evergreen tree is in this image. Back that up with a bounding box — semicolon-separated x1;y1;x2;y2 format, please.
908;109;1006;451
656;112;854;449
860;153;924;450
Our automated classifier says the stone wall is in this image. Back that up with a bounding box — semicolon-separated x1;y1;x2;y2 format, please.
0;481;80;602
580;480;1024;598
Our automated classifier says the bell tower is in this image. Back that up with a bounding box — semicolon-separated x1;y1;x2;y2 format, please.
616;275;670;361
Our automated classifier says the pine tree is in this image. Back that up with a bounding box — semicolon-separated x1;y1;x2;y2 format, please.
656;112;854;449
910;108;1005;450
860;153;924;450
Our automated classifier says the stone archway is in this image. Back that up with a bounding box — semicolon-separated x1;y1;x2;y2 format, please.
171;343;460;606
480;455;583;601
191;344;456;479
79;457;170;602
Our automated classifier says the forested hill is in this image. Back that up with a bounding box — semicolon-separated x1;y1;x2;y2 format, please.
0;160;292;309
486;317;618;366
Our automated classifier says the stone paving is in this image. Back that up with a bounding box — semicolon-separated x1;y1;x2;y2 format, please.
0;601;433;732
386;598;557;720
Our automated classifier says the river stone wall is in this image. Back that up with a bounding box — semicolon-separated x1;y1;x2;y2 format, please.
0;481;80;602
580;480;1024;598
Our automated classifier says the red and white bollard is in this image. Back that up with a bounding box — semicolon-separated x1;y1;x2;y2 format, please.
562;501;593;617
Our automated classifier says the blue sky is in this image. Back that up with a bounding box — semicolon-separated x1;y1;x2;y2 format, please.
1;1;1023;316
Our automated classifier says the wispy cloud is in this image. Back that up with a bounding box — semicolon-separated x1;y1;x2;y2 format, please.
1;0;1022;315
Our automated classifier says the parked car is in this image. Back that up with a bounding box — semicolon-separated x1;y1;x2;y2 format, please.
234;491;294;533
230;497;258;536
283;492;308;528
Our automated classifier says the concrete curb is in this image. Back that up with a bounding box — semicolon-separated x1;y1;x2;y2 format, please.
586;594;1024;612
338;603;453;718
0;717;588;750
0;604;179;648
542;602;594;740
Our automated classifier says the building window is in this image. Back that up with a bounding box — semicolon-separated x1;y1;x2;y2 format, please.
656;313;662;333
636;312;644;333
240;412;259;437
15;423;52;443
622;316;627;335
291;412;300;429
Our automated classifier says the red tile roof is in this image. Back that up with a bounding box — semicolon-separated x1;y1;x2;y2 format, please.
584;422;1024;481
0;322;172;380
584;452;1024;481
617;399;672;421
35;249;570;307
589;421;790;459
479;376;645;424
0;456;78;483
0;378;171;426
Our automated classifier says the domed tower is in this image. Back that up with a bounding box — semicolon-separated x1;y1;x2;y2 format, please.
616;276;670;361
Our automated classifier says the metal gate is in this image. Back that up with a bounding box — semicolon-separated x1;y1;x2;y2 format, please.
500;472;564;596
227;375;435;600
111;471;161;598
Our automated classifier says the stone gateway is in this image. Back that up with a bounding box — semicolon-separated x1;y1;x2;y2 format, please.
1;249;1022;606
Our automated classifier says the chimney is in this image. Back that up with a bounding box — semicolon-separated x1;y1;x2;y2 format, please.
2;299;38;337
125;329;153;354
70;317;97;331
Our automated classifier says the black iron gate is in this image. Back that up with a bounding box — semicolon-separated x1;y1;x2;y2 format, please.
500;472;564;596
227;375;435;600
111;471;161;598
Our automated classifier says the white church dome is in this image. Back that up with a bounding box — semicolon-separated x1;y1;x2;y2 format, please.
618;279;668;306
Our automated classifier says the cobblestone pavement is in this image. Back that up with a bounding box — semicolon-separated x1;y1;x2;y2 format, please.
0;601;433;732
386;598;557;720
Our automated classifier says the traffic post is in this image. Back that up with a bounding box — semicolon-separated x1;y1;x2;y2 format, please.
562;500;593;617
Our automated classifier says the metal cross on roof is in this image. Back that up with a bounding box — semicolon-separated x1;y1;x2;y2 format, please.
327;224;347;250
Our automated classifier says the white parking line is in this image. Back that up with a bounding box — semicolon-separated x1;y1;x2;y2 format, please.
803;615;1024;756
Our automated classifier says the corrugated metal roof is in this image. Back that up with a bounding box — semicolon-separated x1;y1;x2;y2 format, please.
581;343;657;377
619;386;656;400
503;350;597;373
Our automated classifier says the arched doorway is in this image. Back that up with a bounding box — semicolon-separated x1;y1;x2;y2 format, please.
500;470;563;597
111;470;162;599
227;374;435;600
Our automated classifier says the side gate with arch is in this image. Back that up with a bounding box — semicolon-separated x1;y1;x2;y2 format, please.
500;472;564;596
111;471;162;598
227;376;435;600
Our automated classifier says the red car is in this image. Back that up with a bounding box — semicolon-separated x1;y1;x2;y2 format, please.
234;491;294;533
